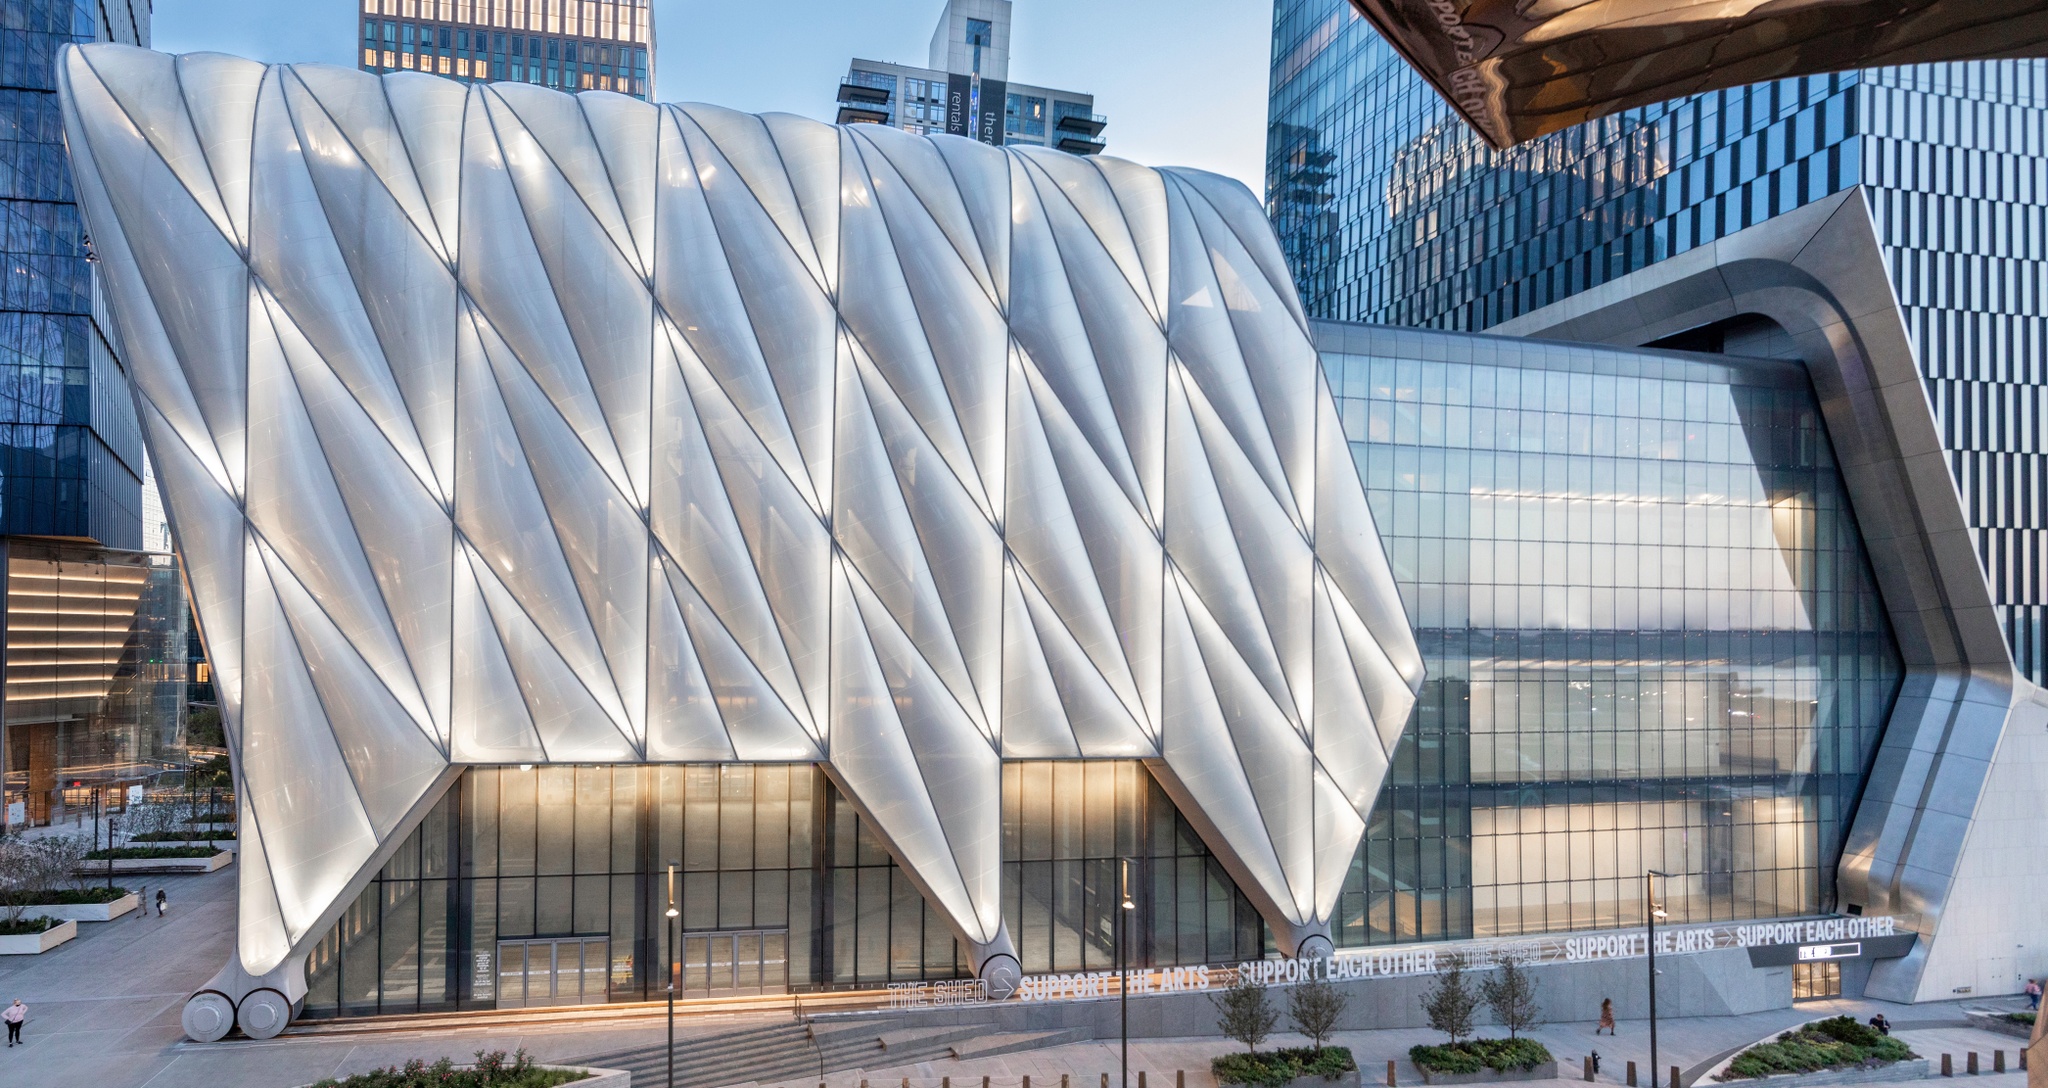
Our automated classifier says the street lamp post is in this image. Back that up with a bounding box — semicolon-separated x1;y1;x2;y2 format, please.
1119;857;1135;1088
107;814;118;890
1646;870;1672;1088
666;862;680;1088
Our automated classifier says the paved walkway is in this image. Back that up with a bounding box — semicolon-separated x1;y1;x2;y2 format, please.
0;876;2035;1088
741;999;2036;1088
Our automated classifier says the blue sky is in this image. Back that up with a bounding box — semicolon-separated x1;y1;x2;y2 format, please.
150;0;1277;189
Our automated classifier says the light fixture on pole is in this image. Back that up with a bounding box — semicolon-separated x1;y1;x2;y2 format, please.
1646;870;1672;1088
666;862;680;1088
1120;857;1135;1088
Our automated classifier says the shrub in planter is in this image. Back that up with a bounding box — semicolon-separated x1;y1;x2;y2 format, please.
1213;1045;1358;1087
2011;1012;2037;1027
27;887;131;905
0;915;60;937
129;830;234;842
83;845;221;860
1714;1016;1916;1080
1410;1038;1555;1075
307;1048;589;1088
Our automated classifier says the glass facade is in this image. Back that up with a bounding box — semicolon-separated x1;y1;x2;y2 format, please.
1267;0;2048;684
1316;323;1902;945
303;761;1261;1017
1;537;188;823
358;0;652;100
0;0;146;549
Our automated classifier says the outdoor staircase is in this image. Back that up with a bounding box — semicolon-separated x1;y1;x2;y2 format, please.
568;1012;1039;1088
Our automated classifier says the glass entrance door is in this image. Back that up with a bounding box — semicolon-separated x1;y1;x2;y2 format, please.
496;937;610;1009
675;929;788;998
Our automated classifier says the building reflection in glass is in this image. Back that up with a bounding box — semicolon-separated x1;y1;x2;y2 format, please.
1315;324;1902;945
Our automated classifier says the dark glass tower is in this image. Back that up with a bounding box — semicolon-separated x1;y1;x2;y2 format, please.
0;0;147;547
1268;0;2048;684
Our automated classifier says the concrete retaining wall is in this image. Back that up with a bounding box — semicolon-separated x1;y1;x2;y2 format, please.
815;947;1788;1041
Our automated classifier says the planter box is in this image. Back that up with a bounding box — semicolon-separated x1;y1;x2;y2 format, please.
293;1066;627;1088
128;840;236;851
1966;1012;2035;1039
25;892;139;921
1276;1071;1360;1088
1711;1058;1927;1088
0;919;79;955
77;851;233;875
1420;1061;1559;1085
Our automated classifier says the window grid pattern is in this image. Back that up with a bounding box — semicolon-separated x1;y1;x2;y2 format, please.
358;0;651;99
301;764;967;1019
1268;0;2048;685
1001;761;1265;976
1317;326;1902;946
0;0;144;548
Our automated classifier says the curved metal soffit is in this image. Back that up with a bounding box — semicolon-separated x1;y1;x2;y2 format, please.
1346;0;2048;148
56;43;1422;1028
1494;187;2030;1002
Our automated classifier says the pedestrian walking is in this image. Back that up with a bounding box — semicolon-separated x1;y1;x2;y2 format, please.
3;1000;24;1046
155;888;167;917
2027;978;2042;1010
1597;997;1616;1035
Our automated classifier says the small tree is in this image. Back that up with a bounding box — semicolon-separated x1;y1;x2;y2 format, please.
1422;950;1481;1043
34;834;92;895
1289;973;1348;1051
1212;971;1280;1054
0;838;35;924
1481;947;1543;1039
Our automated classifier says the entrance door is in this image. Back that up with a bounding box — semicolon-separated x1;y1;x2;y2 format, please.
674;929;788;998
496;937;610;1009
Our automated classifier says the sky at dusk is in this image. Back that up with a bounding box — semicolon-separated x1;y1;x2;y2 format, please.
149;0;1279;190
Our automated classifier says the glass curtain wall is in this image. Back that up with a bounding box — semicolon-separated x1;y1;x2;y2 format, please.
305;760;1267;1017
1001;761;1264;975
1315;324;1902;945
1;538;187;825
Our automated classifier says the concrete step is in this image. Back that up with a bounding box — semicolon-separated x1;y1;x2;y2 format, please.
949;1027;1093;1059
876;1023;985;1053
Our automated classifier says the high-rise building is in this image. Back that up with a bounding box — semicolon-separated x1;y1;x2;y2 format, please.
1267;3;2048;689
358;0;653;100
0;0;147;548
837;0;1107;155
0;3;191;832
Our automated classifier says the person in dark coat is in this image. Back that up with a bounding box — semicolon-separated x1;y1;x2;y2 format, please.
155;888;168;917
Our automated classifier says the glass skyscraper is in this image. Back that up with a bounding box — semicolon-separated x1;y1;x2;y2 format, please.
359;0;653;100
1267;0;2048;686
0;0;147;546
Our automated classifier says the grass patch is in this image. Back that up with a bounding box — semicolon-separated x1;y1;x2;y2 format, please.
24;886;131;904
0;916;60;936
308;1050;589;1088
1213;1046;1358;1087
2009;1012;2036;1026
83;845;221;860
129;830;233;842
1714;1016;1916;1081
1409;1038;1554;1076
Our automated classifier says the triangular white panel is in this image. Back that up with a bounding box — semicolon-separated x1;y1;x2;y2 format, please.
761;113;843;297
261;540;446;834
664;559;821;760
679;104;828;291
645;561;736;761
283;72;458;497
237;538;377;942
448;549;547;763
469;549;640;761
173;52;267;250
290;65;449;262
81;47;236;246
581;92;662;276
234;796;293;975
998;563;1080;758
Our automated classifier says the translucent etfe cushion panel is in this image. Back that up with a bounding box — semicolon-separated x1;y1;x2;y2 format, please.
59;42;1420;973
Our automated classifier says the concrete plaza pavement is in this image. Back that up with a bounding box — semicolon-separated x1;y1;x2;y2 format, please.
0;864;2033;1088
